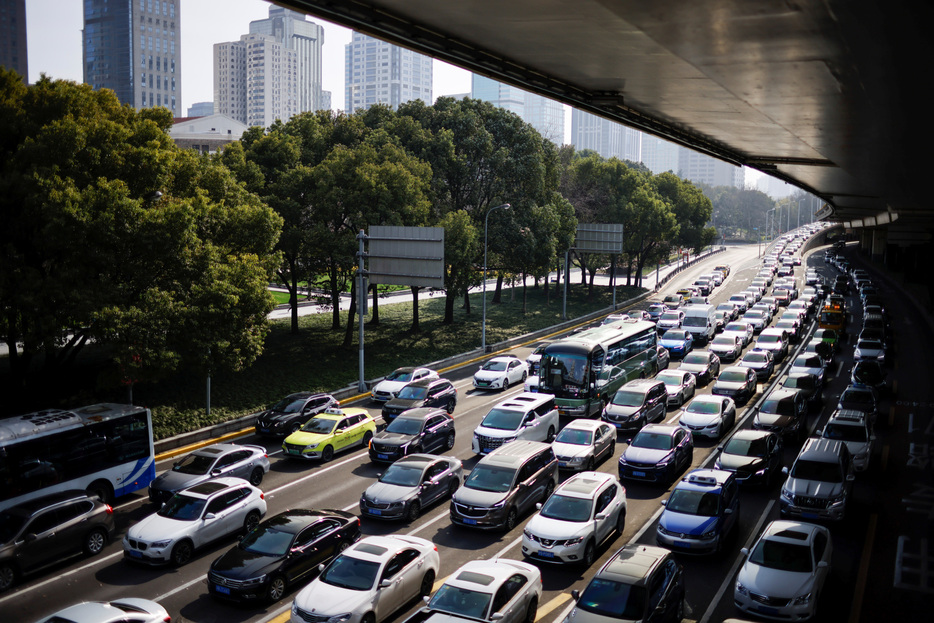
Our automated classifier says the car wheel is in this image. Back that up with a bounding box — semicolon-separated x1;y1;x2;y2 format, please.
243;510;261;534
419;569;435;598
266;575;286;602
673;597;684;622
504;507;518;531
448;478;459;497
546;426;556;443
362;430;373;447
321;445;334;462
502;378;510;390
582;540;595;566
406;501;421;523
361;614;376;623
446;399;456;414
0;564;17;592
289;422;301;435
445;431;456;450
586;456;595;471
616;508;627;536
525;597;538;623
171;540;193;566
522;371;528;382
83;528;107;556
542;480;555;503
249;467;264;486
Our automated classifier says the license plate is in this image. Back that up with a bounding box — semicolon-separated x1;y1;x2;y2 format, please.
259;428;269;433
802;512;818;519
377;454;389;460
370;509;382;516
757;605;778;615
538;551;554;558
614;423;625;429
289;448;302;455
558;461;567;467
129;550;142;558
633;471;646;477
214;586;231;595
463;518;477;525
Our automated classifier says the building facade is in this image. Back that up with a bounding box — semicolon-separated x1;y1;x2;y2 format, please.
83;0;181;114
215;7;326;127
471;75;564;144
0;0;27;81
344;32;432;113
570;109;641;162
678;148;745;188
641;134;680;175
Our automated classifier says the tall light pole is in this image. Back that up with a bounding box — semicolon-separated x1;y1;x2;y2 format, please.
755;227;760;257
482;203;510;352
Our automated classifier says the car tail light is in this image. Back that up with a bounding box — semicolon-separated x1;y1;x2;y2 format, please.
163;617;171;623
105;505;114;514
260;492;265;500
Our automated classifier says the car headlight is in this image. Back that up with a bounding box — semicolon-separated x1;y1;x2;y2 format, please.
150;540;173;549
781;487;793;501
735;581;748;596
566;456;584;465
830;492;847;505
702;524;719;539
565;535;585;546
239;574;267;587
792;592;812;606
657;453;673;466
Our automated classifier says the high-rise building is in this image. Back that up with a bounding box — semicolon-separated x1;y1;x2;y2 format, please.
641;134;680;175
570;109;641;162
344;32;432;113
187;101;214;118
471;75;564;144
0;0;27;81
215;7;326;127
83;0;181;114
678;148;745;188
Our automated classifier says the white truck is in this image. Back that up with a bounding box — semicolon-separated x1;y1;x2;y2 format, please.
681;304;716;344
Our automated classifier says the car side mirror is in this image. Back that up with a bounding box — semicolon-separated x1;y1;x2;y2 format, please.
204;513;216;521
571;589;581;602
740;547;749;556
660;500;667;507
490;615;504;621
818;560;829;568
595;513;608;521
815;428;823;436
847;474;856;482
782;466;789;475
23;533;37;543
423;596;431;605
535;502;542;510
380;579;392;589
723;508;733;515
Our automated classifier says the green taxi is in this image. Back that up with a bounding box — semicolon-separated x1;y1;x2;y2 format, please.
282;407;377;462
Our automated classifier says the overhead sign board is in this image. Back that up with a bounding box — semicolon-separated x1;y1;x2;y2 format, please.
576;223;624;254
368;226;445;289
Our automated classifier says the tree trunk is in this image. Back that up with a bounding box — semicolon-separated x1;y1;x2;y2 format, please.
411;286;421;332
522;272;528;313
341;278;356;348
329;263;341;330
492;272;503;304
369;284;380;325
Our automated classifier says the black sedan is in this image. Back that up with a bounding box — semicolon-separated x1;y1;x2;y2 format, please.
254;392;339;437
381;377;458;422
207;509;360;603
714;429;783;486
368;407;456;463
359;454;463;521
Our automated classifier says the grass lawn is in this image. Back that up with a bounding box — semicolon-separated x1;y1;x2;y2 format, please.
127;280;645;439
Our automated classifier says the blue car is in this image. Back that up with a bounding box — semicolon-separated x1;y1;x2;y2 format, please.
659;329;694;359
656;469;739;555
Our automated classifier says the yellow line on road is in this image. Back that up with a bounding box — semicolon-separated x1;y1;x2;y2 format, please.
537;593;572;621
849;513;878;623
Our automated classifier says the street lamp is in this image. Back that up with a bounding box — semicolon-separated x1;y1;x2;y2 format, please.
482;203;510;352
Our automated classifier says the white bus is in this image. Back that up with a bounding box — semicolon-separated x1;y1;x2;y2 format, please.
0;403;155;511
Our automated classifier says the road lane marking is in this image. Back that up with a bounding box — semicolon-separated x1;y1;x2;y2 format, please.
0;551;123;605
849;513;878;623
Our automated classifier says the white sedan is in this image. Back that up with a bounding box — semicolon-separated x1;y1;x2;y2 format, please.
33;598;169;623
735;520;832;621
371;367;439;402
290;535;440;623
424;558;542;623
124;477;266;566
551;420;617;472
678;395;736;440
654;369;696;407
473;356;528;391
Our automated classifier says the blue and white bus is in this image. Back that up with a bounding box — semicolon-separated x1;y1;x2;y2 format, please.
0;403;155;511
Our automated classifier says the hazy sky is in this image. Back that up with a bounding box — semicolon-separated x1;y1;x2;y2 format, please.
24;0;472;113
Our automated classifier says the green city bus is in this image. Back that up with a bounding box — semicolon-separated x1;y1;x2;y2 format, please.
538;319;659;418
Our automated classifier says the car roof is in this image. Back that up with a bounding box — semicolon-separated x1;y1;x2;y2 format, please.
193;443;244;456
598;545;670;586
483;440;550;465
554;472;616;499
798;437;847;461
392;407;449;422
828;409;869;425
688;394;724;405
444;559;536;591
675;468;733;491
38;600;163;623
638;424;678;436
726;429;774;443
181;477;252;498
6;490;95;516
760;520;823;545
404;377;450;389
261;509;350;533
622;378;663;391
764;388;800;402
561;419;607;432
314;407;370;421
345;535;432;562
494;393;553;411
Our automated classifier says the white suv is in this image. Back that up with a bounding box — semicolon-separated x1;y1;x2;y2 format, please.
521;471;626;566
817;409;875;471
472;393;559;455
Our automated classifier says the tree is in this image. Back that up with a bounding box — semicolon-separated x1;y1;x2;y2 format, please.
0;71;282;412
654;172;714;254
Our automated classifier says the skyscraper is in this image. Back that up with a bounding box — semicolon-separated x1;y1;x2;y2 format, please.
344;32;432;113
215;7;326;127
471;75;564;144
678;148;745;188
641;134;680;175
570;109;641;162
83;0;181;114
0;0;27;81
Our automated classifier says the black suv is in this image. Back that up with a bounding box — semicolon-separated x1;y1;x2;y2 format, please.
369;407;456;463
381;377;457;422
0;490;115;592
571;544;685;622
255;392;339;436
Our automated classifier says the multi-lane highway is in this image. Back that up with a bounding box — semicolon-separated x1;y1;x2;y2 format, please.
3;238;925;623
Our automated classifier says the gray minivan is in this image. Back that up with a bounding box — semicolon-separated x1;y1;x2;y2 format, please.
450;441;558;531
602;379;668;433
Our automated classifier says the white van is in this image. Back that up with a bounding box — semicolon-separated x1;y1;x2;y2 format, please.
472;393;560;455
681;304;716;344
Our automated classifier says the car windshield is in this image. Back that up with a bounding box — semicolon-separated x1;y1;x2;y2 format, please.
662;330;687;340
725;323;748;333
239;526;295;557
540;493;593;522
576;578;647;620
666;489;720;516
682;353;707;365
173;453;215;475
555;427;593;446
0;512;26;543
823;423;868;442
743;353;768;364
464;464;517;493
794;356;822;368
791;459;843;482
480;408;523;431
852;363;883;384
301;417;337;434
320;553;381;591
386;369;414;382
269;396;308;413
660;312;680;321
384;417;423;436
379;463;427;487
158;494;207;521
428;584;493;619
718;370;748;383
761;399;796;417
685;400;719;415
656;372;685;387
758;335;780;344
630;431;673;451
750;539;813;573
841;389;873;405
482;360;510;371
611;390;644;408
857;340;883;350
397;386;428;400
711;337;735;347
784;376;816;391
723;435;769;458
